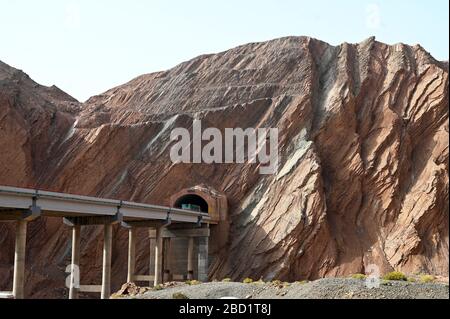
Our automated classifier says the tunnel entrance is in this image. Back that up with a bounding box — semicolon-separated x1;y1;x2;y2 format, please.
174;194;209;213
170;185;228;223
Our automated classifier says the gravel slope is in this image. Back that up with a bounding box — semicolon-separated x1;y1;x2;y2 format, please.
114;278;449;299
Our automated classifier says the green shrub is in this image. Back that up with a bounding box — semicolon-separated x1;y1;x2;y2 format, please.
222;278;232;282
153;284;163;291
351;274;367;280
295;280;309;285
382;271;407;281
186;280;201;285
173;292;189;299
420;275;435;283
243;278;254;284
407;277;417;283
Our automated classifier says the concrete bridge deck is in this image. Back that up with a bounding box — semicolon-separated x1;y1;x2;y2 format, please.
0;185;212;299
0;185;210;222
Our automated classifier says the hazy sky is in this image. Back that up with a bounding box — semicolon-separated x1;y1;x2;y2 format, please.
1;0;448;101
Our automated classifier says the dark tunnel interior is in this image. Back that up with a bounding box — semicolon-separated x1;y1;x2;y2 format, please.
174;194;209;213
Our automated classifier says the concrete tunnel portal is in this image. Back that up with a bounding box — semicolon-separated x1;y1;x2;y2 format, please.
167;185;230;281
170;185;228;223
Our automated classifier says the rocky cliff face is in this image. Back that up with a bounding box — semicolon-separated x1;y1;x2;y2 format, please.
0;37;448;298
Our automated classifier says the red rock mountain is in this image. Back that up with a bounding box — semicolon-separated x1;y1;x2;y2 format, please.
0;37;448;298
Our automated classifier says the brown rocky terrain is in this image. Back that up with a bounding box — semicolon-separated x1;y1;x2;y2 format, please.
0;36;448;298
112;279;450;300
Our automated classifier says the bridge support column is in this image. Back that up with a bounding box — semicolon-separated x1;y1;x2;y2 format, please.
69;225;81;299
101;224;113;299
149;235;155;286
197;236;209;282
64;216;119;299
163;238;172;283
12;220;27;299
154;227;163;286
187;237;195;280
127;228;136;283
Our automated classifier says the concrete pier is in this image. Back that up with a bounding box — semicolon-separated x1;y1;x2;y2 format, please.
101;224;113;299
197;236;209;282
163;238;172;282
154;227;163;286
127;228;136;283
149;236;155;286
69;225;81;299
12;220;27;299
187;237;195;280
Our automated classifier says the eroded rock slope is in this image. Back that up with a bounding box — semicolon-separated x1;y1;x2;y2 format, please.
0;37;448;298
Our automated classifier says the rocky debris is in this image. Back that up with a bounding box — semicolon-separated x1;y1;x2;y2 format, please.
113;279;449;300
0;36;448;298
113;281;188;298
114;282;150;297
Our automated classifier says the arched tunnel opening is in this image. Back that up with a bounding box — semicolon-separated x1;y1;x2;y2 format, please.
174;194;209;213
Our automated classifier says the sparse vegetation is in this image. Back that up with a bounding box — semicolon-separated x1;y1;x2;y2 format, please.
186;280;201;285
382;271;407;281
173;292;189;299
243;278;254;284
351;274;367;280
295;280;309;285
420;275;435;283
271;280;283;285
407;277;417;283
222;278;232;282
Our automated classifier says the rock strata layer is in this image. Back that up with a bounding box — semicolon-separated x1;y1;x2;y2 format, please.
0;37;448;298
